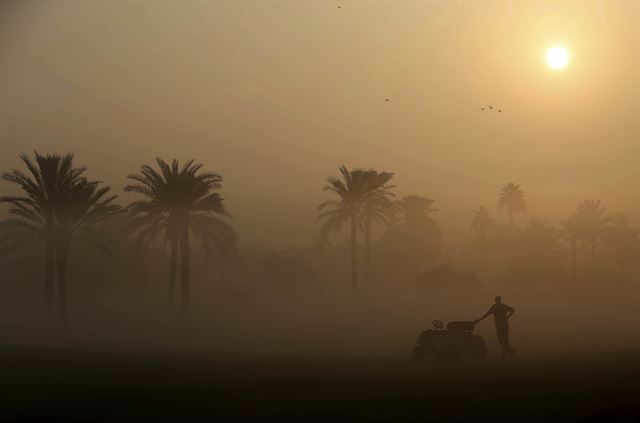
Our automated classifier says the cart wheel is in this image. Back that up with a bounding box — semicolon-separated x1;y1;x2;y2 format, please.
436;343;459;361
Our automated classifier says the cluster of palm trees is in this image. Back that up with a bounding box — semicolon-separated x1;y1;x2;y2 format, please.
469;182;527;240
125;159;237;312
470;184;638;283
561;199;630;282
2;155;636;327
317;166;439;288
0;154;119;327
0;153;237;327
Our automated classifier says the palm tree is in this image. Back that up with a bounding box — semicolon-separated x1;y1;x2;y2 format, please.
561;215;583;284
54;179;120;326
574;199;610;264
317;166;371;289
600;214;638;275
470;206;495;242
360;170;395;284
395;195;438;228
497;182;526;227
388;195;442;270
125;158;237;313
0;152;86;325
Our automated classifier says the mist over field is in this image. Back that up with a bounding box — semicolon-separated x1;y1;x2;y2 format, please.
2;218;639;358
1;1;639;421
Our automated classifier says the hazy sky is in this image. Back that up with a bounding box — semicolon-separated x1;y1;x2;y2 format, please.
1;1;638;246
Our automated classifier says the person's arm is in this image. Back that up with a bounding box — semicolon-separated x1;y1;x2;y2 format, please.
506;306;515;321
475;306;494;324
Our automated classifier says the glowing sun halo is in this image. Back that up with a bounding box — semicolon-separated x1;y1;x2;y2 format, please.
546;46;569;70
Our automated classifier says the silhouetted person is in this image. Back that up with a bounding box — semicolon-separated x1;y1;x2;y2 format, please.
475;296;515;357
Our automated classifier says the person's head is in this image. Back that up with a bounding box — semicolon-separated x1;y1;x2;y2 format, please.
495;296;502;304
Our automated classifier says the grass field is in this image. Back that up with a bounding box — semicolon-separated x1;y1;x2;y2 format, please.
1;344;638;422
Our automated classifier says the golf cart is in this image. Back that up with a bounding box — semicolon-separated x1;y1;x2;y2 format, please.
411;319;487;361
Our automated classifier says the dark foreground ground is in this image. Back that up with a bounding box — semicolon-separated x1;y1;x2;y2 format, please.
1;344;639;422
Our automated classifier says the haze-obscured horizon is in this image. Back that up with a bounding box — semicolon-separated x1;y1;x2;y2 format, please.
1;1;638;247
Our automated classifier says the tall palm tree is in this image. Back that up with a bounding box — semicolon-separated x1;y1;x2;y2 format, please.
0;152;86;324
574;199;610;264
561;214;583;284
54;179;120;326
497;182;526;227
317;165;371;289
125;158;237;313
360;170;395;284
470;206;495;242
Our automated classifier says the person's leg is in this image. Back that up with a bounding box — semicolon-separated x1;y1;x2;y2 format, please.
503;324;515;356
496;323;508;358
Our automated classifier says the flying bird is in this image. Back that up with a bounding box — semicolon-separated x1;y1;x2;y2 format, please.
489;106;494;110
480;107;485;111
497;109;502;113
384;98;390;103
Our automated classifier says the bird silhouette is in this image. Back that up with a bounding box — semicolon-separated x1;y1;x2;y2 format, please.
497;109;502;113
480;107;485;111
489;105;494;110
384;98;390;103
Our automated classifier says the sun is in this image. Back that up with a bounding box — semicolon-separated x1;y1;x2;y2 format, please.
546;46;569;70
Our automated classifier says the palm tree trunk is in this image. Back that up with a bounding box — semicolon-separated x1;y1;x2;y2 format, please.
350;212;358;289
56;242;69;330
44;240;55;327
169;237;177;310
571;241;577;284
364;217;371;285
180;231;190;314
509;211;514;227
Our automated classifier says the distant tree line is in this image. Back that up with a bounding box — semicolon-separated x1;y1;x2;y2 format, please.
1;153;639;329
465;186;638;286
